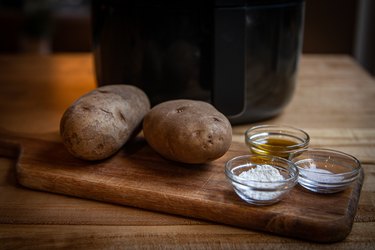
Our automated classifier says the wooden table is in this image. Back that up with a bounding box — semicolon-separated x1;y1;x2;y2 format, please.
0;54;374;248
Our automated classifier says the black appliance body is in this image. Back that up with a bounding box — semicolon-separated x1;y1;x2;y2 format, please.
92;0;305;124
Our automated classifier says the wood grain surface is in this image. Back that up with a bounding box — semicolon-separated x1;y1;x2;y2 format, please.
0;54;375;249
0;133;364;243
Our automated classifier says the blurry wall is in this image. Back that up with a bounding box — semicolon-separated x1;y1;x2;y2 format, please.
303;0;357;54
0;0;374;75
0;0;91;53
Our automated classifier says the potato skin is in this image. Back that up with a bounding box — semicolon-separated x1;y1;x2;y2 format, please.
60;85;150;160
143;99;232;164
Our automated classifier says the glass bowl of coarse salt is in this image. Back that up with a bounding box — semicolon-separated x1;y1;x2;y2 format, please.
225;154;299;206
290;148;361;194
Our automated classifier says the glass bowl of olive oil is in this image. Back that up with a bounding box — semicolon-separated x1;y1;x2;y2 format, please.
245;125;310;159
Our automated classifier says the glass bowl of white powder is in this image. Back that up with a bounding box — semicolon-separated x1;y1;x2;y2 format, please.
290;148;361;193
225;154;299;205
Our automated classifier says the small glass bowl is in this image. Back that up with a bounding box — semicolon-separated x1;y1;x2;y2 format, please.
290;148;361;194
245;125;310;159
225;154;299;206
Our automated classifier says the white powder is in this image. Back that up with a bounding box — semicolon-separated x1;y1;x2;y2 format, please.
239;164;285;182
236;164;286;201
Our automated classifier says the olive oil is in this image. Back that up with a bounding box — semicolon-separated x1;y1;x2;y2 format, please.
245;125;310;159
247;137;305;159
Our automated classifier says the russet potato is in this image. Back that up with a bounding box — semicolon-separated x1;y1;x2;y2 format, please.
143;99;232;164
60;85;150;160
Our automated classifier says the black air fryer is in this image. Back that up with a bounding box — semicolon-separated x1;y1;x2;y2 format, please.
92;0;305;124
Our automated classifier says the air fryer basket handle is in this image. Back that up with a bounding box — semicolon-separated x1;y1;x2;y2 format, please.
213;7;246;117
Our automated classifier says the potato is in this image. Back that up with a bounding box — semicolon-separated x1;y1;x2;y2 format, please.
60;85;150;160
143;99;232;164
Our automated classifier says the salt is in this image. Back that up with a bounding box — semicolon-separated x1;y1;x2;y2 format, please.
301;161;344;183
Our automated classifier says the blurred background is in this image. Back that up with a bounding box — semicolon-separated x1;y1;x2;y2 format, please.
0;0;374;75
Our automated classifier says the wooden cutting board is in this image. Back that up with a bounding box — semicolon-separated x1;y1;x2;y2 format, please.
0;134;364;243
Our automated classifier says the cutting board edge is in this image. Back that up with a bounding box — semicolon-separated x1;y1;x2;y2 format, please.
15;158;364;243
